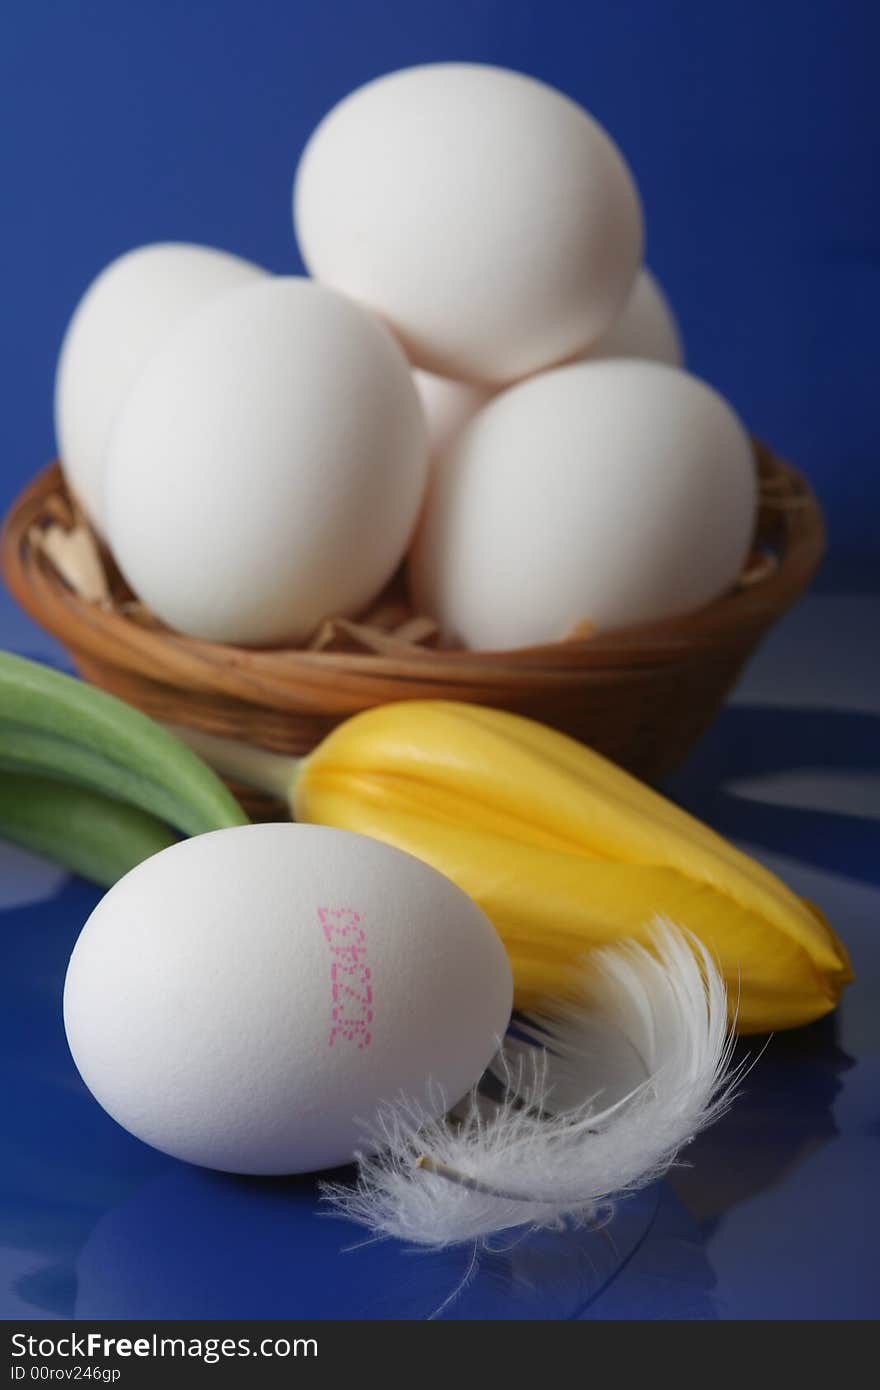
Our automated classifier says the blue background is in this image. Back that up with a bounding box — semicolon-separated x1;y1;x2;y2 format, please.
1;0;878;1324
1;0;879;586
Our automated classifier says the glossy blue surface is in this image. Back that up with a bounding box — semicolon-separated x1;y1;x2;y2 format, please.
1;593;878;1321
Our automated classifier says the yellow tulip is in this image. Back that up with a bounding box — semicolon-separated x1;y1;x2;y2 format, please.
176;702;853;1033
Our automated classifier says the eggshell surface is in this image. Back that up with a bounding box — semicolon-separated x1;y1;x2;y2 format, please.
410;360;757;650
413;369;493;466
63;823;513;1175
105;277;428;646
582;268;684;366
55;243;266;530
294;63;643;386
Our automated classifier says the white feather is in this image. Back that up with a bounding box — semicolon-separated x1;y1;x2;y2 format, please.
321;919;739;1248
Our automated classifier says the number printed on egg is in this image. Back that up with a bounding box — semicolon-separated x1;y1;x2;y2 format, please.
318;906;373;1048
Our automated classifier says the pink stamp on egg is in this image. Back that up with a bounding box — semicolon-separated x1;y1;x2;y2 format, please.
318;906;373;1049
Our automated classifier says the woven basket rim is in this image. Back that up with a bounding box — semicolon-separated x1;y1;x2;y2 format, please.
1;443;825;711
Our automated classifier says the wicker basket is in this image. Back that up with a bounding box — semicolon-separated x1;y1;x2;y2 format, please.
1;444;824;807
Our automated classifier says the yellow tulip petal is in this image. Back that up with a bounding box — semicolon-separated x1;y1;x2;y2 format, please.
295;701;853;1033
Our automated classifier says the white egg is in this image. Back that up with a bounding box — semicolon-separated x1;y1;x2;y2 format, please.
63;823;513;1175
55;243;267;531
581;268;684;367
294;63;643;387
413;368;493;466
105;277;428;646
409;360;757;650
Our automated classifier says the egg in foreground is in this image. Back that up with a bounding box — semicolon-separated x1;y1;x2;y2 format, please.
63;824;513;1175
